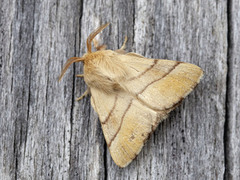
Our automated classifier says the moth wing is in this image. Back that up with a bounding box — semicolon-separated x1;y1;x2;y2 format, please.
90;87;167;167
88;52;203;167
118;54;203;111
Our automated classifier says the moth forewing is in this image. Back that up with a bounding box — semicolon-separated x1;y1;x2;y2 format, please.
59;23;203;168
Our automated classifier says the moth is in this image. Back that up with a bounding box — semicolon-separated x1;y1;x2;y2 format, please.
59;23;203;168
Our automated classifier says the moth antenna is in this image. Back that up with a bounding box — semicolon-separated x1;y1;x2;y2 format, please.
59;57;84;81
87;23;110;53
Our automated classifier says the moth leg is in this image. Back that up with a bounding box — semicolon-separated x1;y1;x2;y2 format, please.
76;74;84;77
120;36;128;50
115;36;128;54
93;38;107;51
76;88;89;101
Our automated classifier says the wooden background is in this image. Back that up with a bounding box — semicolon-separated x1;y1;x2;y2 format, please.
0;0;239;179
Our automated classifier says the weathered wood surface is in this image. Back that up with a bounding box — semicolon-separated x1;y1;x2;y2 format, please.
225;1;240;179
0;0;239;179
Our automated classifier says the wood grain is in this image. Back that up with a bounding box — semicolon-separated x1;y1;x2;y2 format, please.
0;0;238;179
225;1;240;179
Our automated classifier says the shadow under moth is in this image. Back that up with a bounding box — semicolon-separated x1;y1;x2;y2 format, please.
59;23;203;168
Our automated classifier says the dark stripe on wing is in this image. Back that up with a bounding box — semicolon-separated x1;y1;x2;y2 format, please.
137;61;182;95
108;99;133;147
128;59;158;81
101;95;118;124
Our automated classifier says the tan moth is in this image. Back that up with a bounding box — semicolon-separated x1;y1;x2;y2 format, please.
59;23;203;167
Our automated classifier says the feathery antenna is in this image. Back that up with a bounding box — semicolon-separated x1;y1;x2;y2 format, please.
87;23;110;53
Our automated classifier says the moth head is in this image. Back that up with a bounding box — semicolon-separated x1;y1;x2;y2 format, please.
59;23;110;81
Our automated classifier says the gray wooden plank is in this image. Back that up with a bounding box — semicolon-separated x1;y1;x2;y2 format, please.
0;0;37;179
20;1;84;179
225;0;240;179
0;1;18;180
1;0;89;179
